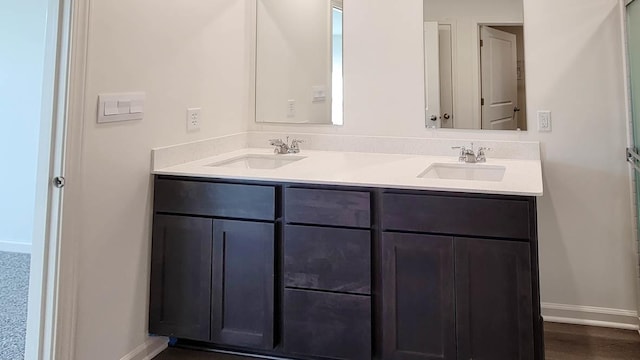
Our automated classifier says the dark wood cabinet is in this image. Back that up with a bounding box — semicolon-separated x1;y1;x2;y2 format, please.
282;187;373;359
455;238;534;360
381;233;456;360
149;215;213;342
211;219;275;350
284;225;371;294
149;179;276;351
283;289;372;360
150;177;542;360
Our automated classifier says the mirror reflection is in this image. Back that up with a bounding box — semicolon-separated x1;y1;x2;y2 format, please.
424;0;527;130
255;0;343;125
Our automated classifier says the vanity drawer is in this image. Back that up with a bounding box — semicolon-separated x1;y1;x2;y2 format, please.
284;188;371;228
382;193;530;240
283;289;371;360
154;178;275;221
284;225;371;295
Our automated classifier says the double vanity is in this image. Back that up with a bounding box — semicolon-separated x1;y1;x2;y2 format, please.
148;139;544;360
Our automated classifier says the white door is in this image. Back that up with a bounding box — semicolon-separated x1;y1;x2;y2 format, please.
424;22;441;128
438;24;454;128
480;26;518;130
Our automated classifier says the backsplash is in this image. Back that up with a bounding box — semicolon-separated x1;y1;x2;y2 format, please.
152;132;248;169
151;131;540;170
248;132;541;161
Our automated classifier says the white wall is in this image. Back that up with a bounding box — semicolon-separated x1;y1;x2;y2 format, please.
0;0;48;253
424;0;524;129
73;1;251;359
251;0;638;316
256;0;332;124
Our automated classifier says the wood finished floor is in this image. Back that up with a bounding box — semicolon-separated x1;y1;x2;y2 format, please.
154;322;640;360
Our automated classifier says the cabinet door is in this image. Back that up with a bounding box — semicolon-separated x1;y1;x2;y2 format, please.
283;289;371;360
211;219;275;350
455;238;534;360
284;225;371;294
149;215;212;341
381;233;456;360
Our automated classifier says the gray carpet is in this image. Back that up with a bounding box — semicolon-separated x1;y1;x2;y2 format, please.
0;251;30;360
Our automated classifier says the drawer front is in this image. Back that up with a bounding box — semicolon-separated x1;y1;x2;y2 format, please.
382;193;530;240
283;289;371;360
154;178;275;221
285;188;371;228
284;225;371;295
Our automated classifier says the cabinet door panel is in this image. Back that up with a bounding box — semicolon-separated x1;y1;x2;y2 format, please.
154;178;276;220
283;289;371;360
149;215;212;341
284;225;371;294
382;193;530;240
455;238;534;360
211;220;275;350
382;233;456;360
285;187;371;228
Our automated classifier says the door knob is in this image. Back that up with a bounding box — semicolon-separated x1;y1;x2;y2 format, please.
442;113;451;120
429;115;438;122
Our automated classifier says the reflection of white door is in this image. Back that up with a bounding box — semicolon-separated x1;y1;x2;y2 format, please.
481;26;518;130
424;22;441;128
438;24;454;128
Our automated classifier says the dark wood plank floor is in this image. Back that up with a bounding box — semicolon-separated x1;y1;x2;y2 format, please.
154;323;640;360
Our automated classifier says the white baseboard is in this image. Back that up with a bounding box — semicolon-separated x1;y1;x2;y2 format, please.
542;302;639;330
0;240;32;254
120;337;169;360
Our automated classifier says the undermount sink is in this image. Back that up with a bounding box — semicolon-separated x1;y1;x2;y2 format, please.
207;154;306;170
418;163;506;182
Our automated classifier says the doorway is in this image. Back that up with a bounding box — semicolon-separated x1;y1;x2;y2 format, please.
0;0;70;359
479;25;527;131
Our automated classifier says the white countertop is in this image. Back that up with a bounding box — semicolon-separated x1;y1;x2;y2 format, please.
152;148;543;197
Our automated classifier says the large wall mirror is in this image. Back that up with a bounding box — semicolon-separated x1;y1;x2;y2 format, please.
255;0;343;125
424;0;527;130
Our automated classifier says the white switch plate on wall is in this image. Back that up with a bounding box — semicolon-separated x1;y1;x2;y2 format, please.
538;111;552;132
97;92;146;123
287;100;296;118
187;108;201;132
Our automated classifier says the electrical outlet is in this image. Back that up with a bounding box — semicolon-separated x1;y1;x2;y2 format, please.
187;108;201;132
538;111;552;132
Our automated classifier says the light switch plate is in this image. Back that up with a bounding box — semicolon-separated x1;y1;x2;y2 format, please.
538;111;552;132
287;100;296;118
98;92;146;123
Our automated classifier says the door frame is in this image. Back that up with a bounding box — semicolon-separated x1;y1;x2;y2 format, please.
621;0;640;331
471;19;524;129
23;0;90;359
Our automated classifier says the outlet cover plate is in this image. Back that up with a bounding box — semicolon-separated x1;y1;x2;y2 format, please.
538;111;552;132
187;108;201;132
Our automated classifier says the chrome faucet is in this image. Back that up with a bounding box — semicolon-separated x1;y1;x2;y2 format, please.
269;137;305;154
452;143;491;163
269;138;289;154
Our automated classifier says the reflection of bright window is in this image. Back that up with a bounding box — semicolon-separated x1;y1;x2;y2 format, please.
332;5;343;126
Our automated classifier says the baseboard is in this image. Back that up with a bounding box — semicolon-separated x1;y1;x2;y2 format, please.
120;336;169;360
0;240;31;254
542;302;639;330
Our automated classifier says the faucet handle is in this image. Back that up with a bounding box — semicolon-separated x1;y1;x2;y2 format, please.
289;139;305;153
476;147;491;162
452;146;467;162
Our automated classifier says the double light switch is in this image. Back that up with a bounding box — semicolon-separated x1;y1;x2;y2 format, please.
98;92;146;123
